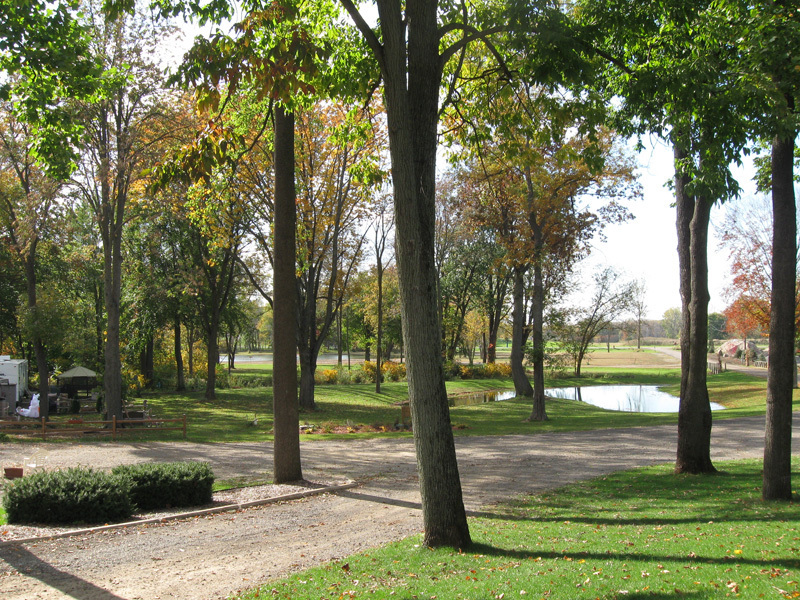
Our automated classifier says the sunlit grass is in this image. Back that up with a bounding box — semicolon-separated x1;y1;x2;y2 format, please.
235;458;800;600
14;368;784;443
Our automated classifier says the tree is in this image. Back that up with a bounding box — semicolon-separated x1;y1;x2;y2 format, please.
0;0;101;179
630;280;647;350
707;312;727;353
273;105;302;482
724;296;763;364
552;268;635;376
578;0;753;475
718;195;800;336
661;307;682;340
293;102;383;409
452;106;637;419
0;106;65;415
70;3;176;418
135;0;582;549
371;194;394;393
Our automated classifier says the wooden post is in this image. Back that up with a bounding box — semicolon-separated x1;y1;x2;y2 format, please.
112;415;117;441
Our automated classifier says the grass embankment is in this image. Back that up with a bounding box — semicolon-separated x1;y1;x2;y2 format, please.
236;458;800;600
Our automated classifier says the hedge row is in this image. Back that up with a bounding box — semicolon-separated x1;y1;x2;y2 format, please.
2;461;214;525
112;462;214;511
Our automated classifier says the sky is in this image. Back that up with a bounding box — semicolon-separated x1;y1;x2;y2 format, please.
572;139;763;321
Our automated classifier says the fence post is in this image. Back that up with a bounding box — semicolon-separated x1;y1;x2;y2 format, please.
112;415;117;441
182;414;187;440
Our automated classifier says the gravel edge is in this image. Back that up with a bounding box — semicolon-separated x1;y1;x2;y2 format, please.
0;480;356;546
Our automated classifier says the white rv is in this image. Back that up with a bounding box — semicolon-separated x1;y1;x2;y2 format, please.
0;356;29;410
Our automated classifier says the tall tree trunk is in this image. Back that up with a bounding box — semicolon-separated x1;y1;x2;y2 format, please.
140;336;154;385
376;258;383;393
297;289;318;411
25;251;49;419
337;310;343;368
174;317;185;392
376;0;470;548
273;105;302;483
298;348;317;410
674;142;715;474
511;266;533;398
528;261;547;421
205;317;219;400
187;324;195;377
94;281;104;368
764;133;796;500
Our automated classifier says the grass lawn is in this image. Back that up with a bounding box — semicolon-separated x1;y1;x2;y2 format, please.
235;458;800;600
16;367;790;443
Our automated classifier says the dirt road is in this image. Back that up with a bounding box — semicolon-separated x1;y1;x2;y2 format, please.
1;413;795;600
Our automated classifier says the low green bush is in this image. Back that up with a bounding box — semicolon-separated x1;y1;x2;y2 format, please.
112;461;214;511
2;467;133;525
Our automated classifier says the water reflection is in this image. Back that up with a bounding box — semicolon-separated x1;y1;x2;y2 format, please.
449;390;517;407
546;385;726;413
448;385;725;413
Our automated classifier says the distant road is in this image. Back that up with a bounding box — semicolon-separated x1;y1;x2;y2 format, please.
652;346;770;380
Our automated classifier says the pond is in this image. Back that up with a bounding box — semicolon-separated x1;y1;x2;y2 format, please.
545;385;726;413
448;385;726;413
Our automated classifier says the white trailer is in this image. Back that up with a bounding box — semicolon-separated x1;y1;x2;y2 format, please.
0;356;29;406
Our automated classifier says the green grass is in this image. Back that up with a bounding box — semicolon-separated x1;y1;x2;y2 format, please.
15;368;789;443
235;458;800;600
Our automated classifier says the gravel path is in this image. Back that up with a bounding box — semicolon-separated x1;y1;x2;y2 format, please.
1;414;797;600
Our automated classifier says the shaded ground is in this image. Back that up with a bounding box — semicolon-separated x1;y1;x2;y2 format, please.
1;412;796;600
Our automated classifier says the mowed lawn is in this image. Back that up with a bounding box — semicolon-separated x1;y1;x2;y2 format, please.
236;458;800;600
133;362;781;442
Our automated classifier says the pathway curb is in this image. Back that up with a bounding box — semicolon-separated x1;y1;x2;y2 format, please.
1;481;358;547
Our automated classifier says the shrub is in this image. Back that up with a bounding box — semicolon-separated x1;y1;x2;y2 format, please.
381;361;406;382
111;461;214;511
315;369;339;384
2;467;133;525
362;361;377;382
445;362;512;380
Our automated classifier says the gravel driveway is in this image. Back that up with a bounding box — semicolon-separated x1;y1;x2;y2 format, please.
0;414;796;600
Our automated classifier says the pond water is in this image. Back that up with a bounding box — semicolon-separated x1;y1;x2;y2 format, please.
448;385;725;413
449;390;517;407
545;385;726;413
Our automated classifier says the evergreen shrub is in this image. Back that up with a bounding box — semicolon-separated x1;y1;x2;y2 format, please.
2;467;133;525
111;461;214;511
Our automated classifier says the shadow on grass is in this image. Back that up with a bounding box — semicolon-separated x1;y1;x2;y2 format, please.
467;541;800;572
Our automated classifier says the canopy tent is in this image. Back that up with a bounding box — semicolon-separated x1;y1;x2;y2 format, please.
56;366;98;398
57;366;97;380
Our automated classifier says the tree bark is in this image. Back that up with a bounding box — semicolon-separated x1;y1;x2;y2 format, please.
297;279;318;411
511;266;533;398
764;133;795;500
376;254;384;394
205;318;219;399
174;317;185;392
674;142;715;474
374;0;470;548
24;250;50;419
528;261;548;421
273;105;302;483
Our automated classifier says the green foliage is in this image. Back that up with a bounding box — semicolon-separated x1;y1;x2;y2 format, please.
2;467;133;524
235;459;800;600
111;462;214;511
